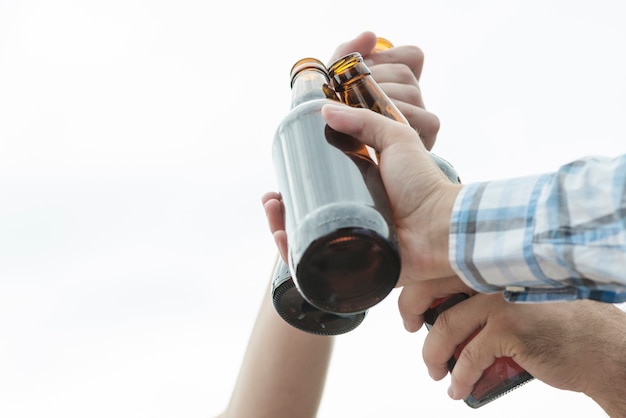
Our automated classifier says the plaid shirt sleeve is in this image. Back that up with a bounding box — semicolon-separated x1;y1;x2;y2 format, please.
449;154;626;303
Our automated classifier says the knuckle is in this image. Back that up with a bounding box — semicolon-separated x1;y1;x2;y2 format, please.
400;45;425;77
422;112;441;135
432;308;454;335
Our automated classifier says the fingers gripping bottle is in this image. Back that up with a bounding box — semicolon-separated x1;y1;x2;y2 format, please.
272;58;401;317
424;295;535;408
328;50;461;183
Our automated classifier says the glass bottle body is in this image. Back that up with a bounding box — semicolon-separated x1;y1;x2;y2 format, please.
272;59;400;315
273;97;400;314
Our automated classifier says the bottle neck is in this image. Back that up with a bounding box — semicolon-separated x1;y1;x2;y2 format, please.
329;53;408;124
328;53;370;93
289;58;338;109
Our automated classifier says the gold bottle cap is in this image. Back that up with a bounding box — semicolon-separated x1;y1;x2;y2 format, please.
374;37;394;52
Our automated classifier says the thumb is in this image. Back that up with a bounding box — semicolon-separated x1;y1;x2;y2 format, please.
321;103;420;154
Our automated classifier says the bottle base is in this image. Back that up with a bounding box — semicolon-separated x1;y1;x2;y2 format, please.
294;226;400;315
272;274;366;336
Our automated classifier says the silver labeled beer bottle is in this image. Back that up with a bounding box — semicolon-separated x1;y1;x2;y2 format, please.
272;58;400;315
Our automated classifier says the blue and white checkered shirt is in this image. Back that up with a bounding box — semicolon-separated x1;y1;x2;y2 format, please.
450;154;626;303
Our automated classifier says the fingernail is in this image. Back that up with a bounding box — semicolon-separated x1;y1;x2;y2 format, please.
405;321;418;333
447;386;456;399
322;103;347;113
363;58;375;67
402;319;410;332
325;102;345;109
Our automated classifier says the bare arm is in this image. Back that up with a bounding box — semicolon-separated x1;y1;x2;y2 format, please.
217;259;334;418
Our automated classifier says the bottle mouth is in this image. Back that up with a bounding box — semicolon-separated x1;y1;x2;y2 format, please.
327;52;369;91
290;57;329;88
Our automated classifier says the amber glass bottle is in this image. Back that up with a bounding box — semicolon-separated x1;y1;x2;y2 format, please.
328;51;461;183
272;58;400;315
271;257;366;335
329;48;533;408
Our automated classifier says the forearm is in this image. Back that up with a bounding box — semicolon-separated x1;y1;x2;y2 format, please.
220;280;334;418
581;304;626;416
591;390;626;418
449;154;626;303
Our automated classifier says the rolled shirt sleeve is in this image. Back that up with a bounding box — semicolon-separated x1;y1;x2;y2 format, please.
449;154;626;303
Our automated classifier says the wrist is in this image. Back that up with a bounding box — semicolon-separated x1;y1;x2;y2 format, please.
429;182;462;278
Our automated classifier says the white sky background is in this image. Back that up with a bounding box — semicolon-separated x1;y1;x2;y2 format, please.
0;0;624;417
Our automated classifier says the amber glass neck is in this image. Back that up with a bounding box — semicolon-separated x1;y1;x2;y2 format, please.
327;53;370;92
289;57;337;108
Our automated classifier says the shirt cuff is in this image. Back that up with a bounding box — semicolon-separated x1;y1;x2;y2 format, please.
449;173;560;294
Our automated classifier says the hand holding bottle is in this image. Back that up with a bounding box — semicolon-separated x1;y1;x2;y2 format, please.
263;31;443;265
421;292;626;416
320;103;462;287
327;31;440;150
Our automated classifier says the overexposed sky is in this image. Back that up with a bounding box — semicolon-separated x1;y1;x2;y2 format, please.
1;1;624;417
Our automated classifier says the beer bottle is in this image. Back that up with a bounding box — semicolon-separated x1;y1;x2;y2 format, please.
271;59;367;334
271;257;366;335
272;58;401;315
328;51;461;183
